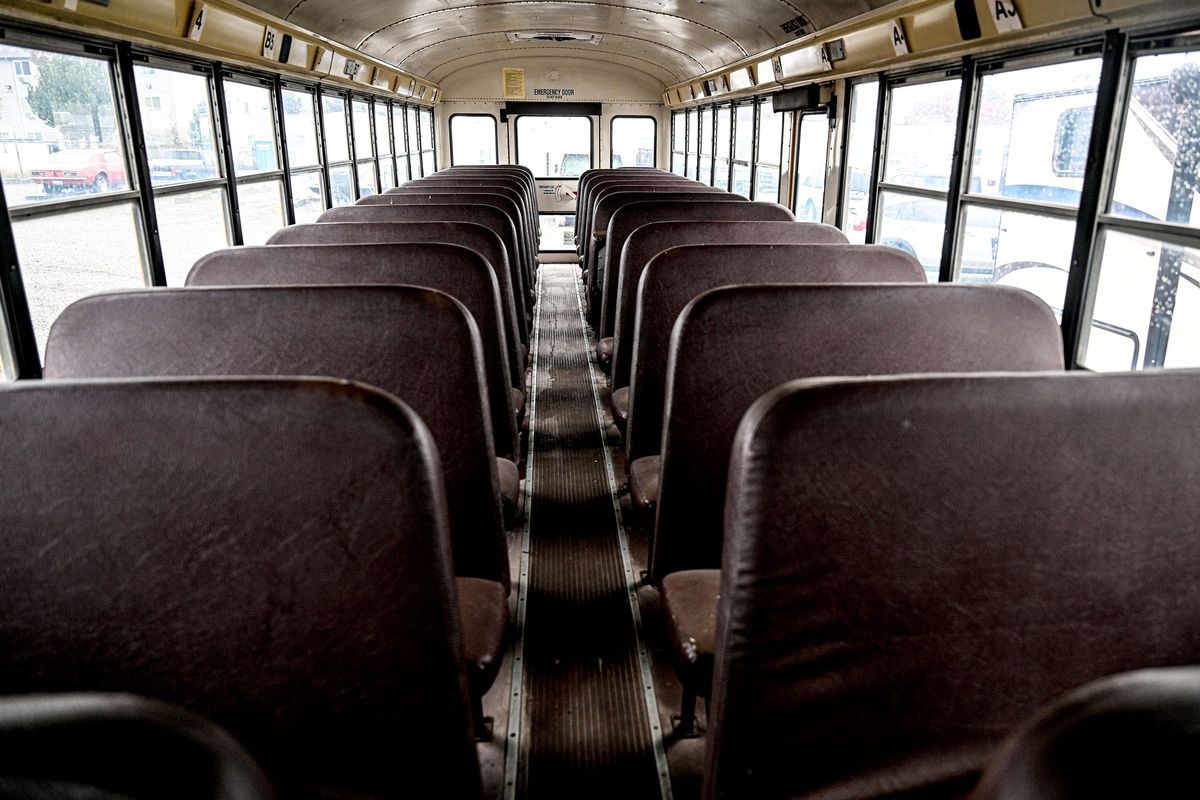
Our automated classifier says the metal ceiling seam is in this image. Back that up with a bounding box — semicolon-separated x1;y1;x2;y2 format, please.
393;29;712;75
429;49;681;84
355;1;750;56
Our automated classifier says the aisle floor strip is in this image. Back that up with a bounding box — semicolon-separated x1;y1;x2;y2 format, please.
503;267;543;800
572;271;674;800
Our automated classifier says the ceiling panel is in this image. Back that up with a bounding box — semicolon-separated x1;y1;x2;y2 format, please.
242;0;894;85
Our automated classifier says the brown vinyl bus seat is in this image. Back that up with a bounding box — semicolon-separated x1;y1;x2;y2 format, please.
578;173;698;253
44;288;511;729
0;694;275;800
707;369;1200;800
623;244;926;499
364;192;534;307
188;243;524;524
655;284;1064;732
0;378;482;797
319;203;531;327
598;210;809;388
585;189;733;322
267;221;527;374
410;175;538;250
577;177;706;264
970;667;1200;800
380;184;536;281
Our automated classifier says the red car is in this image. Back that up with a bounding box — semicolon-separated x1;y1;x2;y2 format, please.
29;149;127;195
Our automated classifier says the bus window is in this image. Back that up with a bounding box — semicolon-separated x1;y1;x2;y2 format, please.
282;88;324;223
134;64;230;285
352;99;376;197
671;111;685;175
1082;49;1200;371
223;80;285;245
515;115;592;178
419;108;435;174
322;93;354;205
0;45;129;207
392;105;411;185
878;76;961;280
842;80;878;243
960;58;1101;302
0;43;146;358
732;103;754;196
0;305;13;381
698;107;713;181
13;202;147;355
375;102;395;191
450;114;498;166
406;106;421;177
876;192;946;282
794;113;829;222
753;101;788;203
611;116;656;169
884;78;960;191
714;105;732;190
686;108;700;179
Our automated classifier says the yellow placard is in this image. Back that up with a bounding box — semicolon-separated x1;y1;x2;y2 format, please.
503;67;526;99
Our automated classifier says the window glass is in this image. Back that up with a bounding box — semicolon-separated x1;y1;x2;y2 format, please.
223;81;277;176
157;188;231;286
884;78;961;191
732;104;754;195
877;191;944;282
393;105;408;156
843;80;879;243
406;107;421;176
516;115;592;177
352;99;373;160
282;89;319;168
134;65;220;186
971;60;1102;204
375;103;392;155
714;106;732;190
794;113;829;222
393;106;410;184
357;161;377;197
379;157;396;191
1082;231;1200;370
290;170;324;223
0;45;128;206
539;214;575;251
671;111;686;175
13;203;146;355
329;164;354;206
753;102;784;202
236;179;286;246
419;108;435;173
0;306;15;380
685;108;698;179
612;116;656;168
698;107;713;181
962;206;1073;307
451;115;498;165
1110;50;1200;228
322;94;350;163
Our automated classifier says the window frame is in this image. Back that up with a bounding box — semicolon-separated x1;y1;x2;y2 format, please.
449;112;499;166
513;113;596;179
609;114;657;169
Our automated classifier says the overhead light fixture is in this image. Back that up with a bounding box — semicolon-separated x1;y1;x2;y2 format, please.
506;31;603;45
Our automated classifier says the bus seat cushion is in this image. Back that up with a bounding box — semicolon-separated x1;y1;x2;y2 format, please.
629;456;660;513
662;569;721;698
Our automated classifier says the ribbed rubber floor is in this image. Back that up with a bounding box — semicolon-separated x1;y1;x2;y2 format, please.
518;265;663;799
